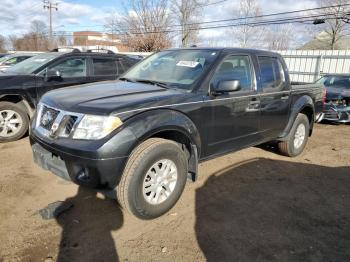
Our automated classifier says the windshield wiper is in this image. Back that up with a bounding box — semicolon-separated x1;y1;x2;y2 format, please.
133;79;169;89
119;77;135;83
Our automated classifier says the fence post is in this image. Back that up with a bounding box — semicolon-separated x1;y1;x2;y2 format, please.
314;55;323;82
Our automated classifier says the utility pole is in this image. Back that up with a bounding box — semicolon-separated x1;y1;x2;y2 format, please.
43;0;58;39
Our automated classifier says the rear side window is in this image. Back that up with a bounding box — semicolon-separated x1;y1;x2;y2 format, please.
117;59;126;75
258;56;285;91
92;58;117;76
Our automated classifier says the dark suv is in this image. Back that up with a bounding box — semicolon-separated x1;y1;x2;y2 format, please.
0;49;140;142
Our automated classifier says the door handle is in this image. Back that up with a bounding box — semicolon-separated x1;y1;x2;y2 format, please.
281;95;290;100
249;98;260;106
249;101;260;105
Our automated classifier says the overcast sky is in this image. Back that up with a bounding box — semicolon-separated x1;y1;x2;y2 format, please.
0;0;320;47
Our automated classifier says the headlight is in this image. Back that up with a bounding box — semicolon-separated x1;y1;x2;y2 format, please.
73;115;123;140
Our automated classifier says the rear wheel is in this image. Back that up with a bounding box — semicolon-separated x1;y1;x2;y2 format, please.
117;138;188;219
278;113;310;157
0;102;29;143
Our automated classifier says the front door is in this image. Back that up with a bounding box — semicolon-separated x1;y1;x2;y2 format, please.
204;54;261;157
36;56;88;99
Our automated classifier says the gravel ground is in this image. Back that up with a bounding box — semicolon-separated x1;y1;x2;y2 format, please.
0;123;349;262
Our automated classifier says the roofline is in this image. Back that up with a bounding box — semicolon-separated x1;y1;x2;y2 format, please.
163;47;280;55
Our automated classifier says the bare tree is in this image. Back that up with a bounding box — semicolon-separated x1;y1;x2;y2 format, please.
315;0;350;50
263;25;294;50
0;35;6;53
171;0;206;47
119;0;173;51
104;12;123;40
9;20;51;51
231;0;263;48
54;32;68;47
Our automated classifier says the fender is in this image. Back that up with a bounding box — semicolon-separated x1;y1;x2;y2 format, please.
123;109;201;179
124;109;201;150
279;95;315;140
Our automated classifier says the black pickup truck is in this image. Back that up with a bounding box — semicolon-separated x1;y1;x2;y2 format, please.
30;48;324;219
0;49;139;142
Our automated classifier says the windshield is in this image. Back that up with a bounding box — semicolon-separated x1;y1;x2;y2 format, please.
122;49;220;90
316;75;350;89
0;56;9;64
7;53;60;74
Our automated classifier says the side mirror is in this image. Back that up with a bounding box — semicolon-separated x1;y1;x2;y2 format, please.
214;80;241;94
45;70;62;81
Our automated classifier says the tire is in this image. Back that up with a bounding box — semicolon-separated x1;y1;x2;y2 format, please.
278;113;310;157
0;102;29;143
117;138;188;219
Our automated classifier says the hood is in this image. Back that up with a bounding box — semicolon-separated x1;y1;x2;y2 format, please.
326;86;350;100
41;80;194;116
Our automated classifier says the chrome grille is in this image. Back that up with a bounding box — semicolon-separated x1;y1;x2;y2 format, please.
40;106;60;131
61;115;78;137
36;103;83;139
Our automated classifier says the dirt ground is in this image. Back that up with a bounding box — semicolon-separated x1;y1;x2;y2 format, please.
0;123;349;262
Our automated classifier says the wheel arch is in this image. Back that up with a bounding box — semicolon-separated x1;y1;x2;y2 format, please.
0;94;34;118
279;95;315;140
124;109;202;180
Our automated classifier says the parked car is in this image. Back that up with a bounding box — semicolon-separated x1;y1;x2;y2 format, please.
0;53;36;71
30;48;324;219
315;74;350;123
0;49;140;142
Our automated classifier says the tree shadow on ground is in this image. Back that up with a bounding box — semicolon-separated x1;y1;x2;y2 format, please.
195;158;350;262
56;187;123;262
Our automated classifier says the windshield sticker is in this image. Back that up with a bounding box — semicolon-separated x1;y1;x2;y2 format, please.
33;59;48;62
176;61;200;68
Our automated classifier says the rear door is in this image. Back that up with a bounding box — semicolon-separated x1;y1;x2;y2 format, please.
36;56;89;98
90;57;118;82
204;54;261;157
257;56;292;138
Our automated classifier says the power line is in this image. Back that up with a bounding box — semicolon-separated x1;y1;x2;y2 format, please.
61;3;350;32
13;10;346;42
57;10;349;35
10;3;350;40
200;0;229;7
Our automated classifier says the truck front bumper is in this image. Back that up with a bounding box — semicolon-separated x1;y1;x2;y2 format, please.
30;134;130;189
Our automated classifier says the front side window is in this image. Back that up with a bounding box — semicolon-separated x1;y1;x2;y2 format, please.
123;50;220;91
92;58;117;76
49;57;87;78
210;55;253;91
258;56;285;91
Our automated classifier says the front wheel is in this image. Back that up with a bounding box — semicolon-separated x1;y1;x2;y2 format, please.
278;113;310;157
117;138;188;219
0;102;29;143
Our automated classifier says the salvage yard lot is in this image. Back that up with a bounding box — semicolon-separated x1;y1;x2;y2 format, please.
0;124;349;262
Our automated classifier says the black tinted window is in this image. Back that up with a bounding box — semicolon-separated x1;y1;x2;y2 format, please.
49;57;87;77
117;59;126;75
93;58;117;76
258;56;285;91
